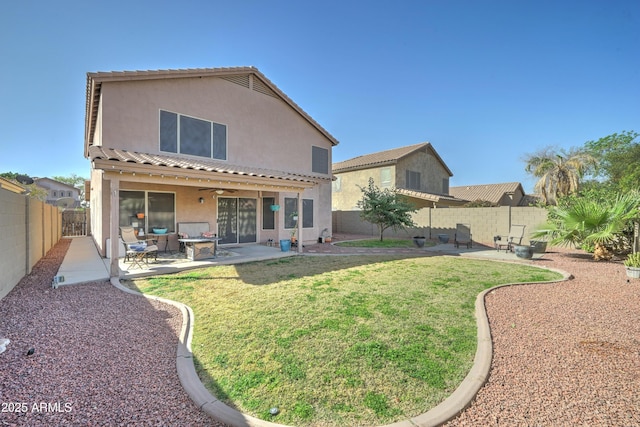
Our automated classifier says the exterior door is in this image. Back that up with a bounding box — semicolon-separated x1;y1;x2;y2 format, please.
217;197;257;244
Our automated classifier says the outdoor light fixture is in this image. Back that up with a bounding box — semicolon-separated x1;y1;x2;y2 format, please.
215;189;224;195
199;197;204;204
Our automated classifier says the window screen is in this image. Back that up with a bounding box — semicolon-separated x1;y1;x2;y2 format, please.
284;197;298;229
160;110;178;153
312;146;329;174
119;191;145;227
148;192;175;232
180;115;212;157
303;199;313;228
262;197;275;230
213;123;227;160
406;170;421;190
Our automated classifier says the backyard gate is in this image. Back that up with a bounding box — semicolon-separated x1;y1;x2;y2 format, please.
62;209;88;236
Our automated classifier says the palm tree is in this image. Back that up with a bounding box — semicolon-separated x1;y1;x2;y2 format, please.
524;147;597;205
531;191;640;258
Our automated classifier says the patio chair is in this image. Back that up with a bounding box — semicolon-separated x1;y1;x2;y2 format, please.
454;223;472;248
126;244;159;269
120;226;154;262
494;224;526;252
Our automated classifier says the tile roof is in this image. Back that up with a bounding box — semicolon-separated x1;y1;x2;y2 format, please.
85;66;339;156
88;146;330;185
0;177;26;194
333;142;453;176
397;188;468;205
449;182;524;204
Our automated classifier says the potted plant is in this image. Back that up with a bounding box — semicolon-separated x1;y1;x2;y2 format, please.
623;252;640;279
514;244;533;259
529;239;548;254
413;236;426;248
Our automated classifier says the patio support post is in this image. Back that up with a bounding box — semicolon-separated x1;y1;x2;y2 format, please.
109;177;120;277
297;191;303;253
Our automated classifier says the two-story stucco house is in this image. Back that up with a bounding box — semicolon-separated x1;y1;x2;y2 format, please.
332;142;466;210
84;67;338;276
34;177;81;208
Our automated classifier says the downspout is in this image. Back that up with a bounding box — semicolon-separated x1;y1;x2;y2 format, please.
109;177;121;277
297;192;303;253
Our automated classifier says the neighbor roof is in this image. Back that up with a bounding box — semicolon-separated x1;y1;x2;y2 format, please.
84;66;339;156
332;142;453;176
449;182;524;204
34;177;79;192
396;188;468;207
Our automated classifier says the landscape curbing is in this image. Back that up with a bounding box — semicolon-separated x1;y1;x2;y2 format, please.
110;259;572;427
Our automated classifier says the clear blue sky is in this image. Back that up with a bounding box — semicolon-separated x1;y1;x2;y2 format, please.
1;0;638;193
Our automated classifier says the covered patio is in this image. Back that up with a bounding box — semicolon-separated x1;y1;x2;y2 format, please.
87;147;328;277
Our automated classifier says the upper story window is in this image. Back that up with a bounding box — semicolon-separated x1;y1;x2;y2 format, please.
406;170;421;191
442;178;449;194
380;167;392;187
332;176;342;192
160;110;227;160
312;146;329;174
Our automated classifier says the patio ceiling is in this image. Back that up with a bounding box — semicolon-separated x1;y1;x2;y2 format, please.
89;146;326;192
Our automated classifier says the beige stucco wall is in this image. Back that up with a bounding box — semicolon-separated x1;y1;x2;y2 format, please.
0;189;61;300
396;150;450;194
333;206;549;246
0;189;27;299
97;76;333;175
332;165;396;210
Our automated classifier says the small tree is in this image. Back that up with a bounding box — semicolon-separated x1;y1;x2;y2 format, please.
356;178;417;241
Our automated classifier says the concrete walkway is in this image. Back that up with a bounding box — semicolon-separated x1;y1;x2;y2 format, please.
55;236;297;284
56;236;110;285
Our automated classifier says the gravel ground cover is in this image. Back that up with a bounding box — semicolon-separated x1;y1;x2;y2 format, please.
445;249;640;426
0;239;224;426
1;237;639;426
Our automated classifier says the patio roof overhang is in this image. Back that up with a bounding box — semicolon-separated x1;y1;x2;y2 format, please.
89;146;325;192
396;188;468;208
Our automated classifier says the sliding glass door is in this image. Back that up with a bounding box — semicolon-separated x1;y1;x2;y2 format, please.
217;197;256;244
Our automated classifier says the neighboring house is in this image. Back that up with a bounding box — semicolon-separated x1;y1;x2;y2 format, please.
332;142;466;210
84;66;338;275
34;178;81;208
0;177;26;194
449;182;528;207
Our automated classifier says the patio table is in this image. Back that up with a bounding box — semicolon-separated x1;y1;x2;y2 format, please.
147;233;176;253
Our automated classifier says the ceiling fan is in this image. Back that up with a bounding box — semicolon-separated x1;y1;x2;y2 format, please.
198;188;236;194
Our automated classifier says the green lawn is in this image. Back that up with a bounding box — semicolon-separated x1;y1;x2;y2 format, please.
334;238;435;248
126;255;561;426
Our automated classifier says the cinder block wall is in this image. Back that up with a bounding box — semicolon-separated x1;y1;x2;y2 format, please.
333;206;548;246
0;188;62;301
